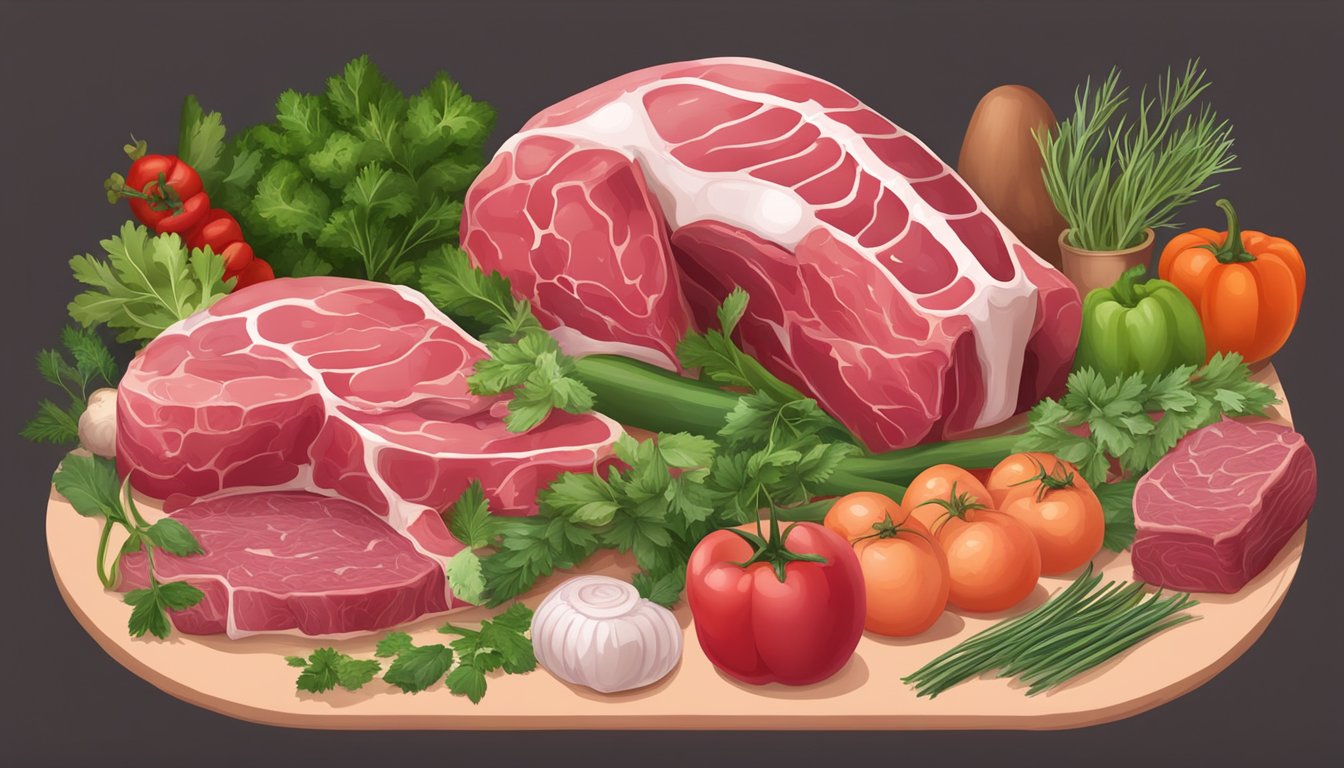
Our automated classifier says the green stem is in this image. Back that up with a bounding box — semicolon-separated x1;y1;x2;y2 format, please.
1109;265;1146;307
95;517;118;589
573;355;741;436
1203;198;1256;264
574;354;1021;492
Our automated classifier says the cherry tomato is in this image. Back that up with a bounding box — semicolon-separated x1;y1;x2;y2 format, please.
124;154;208;234
987;452;1080;507
229;258;274;290
824;492;950;637
686;521;865;686
1000;476;1104;575
187;210;245;254
217;241;255;274
903;464;992;532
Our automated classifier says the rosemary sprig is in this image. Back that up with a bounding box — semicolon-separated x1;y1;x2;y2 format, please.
1036;59;1237;252
902;565;1199;698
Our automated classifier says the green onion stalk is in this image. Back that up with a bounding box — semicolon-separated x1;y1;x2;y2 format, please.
573;355;1023;498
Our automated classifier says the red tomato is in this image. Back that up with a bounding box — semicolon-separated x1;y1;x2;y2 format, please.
217;241;255;273
187;210;245;253
902;464;993;532
124;154;207;234
987;452;1080;507
686;521;865;686
229;258;274;290
824;493;950;637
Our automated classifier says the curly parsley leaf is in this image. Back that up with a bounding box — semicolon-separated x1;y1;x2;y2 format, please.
418;245;539;340
178;95;227;181
206;56;494;284
1096;478;1139;552
144;519;205;557
444;481;493;549
68;222;232;343
290;648;382;693
124;581;204;639
439;604;537;702
676;288;807;406
1017;353;1279;487
52;455;123;522
382;644;455;694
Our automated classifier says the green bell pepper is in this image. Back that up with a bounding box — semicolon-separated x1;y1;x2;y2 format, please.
1073;265;1206;379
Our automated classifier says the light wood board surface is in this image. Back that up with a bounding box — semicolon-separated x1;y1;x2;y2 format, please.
46;367;1304;730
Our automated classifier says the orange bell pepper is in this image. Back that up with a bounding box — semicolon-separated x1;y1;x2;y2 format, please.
1158;199;1305;364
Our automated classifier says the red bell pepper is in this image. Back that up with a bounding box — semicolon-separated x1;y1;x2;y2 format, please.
686;518;866;686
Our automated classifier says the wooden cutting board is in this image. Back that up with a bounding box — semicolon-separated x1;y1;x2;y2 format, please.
46;367;1304;730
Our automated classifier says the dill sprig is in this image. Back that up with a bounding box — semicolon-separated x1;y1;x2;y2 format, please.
903;565;1199;698
1036;60;1237;252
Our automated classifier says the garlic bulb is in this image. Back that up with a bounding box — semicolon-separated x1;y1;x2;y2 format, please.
531;575;682;693
78;388;118;458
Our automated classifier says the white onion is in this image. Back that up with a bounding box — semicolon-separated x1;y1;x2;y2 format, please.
78;388;118;458
531;575;682;693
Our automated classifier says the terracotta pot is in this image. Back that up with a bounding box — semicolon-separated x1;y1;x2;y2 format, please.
1058;228;1155;295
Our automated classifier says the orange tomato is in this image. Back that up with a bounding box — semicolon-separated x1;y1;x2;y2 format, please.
1158;198;1305;364
934;507;1041;613
987;452;1080;507
1000;476;1104;575
902;464;993;532
824;492;950;637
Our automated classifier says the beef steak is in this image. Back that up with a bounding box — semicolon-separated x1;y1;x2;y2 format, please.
119;493;450;637
1131;418;1316;593
116;277;623;634
462;57;1081;451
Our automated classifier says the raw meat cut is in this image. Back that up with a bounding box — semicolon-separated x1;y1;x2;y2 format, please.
116;277;623;632
1131;418;1316;593
462;57;1081;450
118;493;450;637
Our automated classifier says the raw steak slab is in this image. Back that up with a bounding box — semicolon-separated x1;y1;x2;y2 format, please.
463;57;1081;450
1131;418;1316;593
119;493;450;637
116;277;623;621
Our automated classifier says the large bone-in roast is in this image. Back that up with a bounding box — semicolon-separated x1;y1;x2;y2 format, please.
463;57;1081;450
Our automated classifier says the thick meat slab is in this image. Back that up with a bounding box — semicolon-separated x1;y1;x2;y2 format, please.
116;277;623;622
1132;419;1316;593
119;493;449;637
462;57;1081;450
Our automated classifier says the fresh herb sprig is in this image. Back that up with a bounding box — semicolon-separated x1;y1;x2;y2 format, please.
67;222;233;343
198;56;495;284
289;604;536;702
22;327;121;445
420;245;596;432
1016;352;1278;487
52;455;205;638
903;566;1199;697
1036;59;1237;251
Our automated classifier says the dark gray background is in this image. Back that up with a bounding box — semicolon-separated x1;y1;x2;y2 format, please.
2;0;1340;765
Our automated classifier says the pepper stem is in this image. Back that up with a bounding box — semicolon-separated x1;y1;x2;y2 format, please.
1200;199;1257;264
1108;265;1147;308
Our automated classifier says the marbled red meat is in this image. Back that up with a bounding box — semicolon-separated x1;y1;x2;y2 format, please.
118;493;450;637
1131;419;1316;593
116;277;623;635
462;57;1081;450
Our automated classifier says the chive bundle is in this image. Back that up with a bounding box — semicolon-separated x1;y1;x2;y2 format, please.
903;566;1199;698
